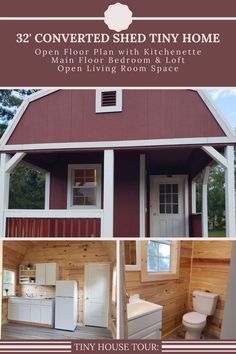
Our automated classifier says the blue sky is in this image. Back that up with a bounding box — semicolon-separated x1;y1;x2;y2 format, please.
208;89;236;130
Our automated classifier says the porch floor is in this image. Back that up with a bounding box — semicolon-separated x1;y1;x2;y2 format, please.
1;323;113;340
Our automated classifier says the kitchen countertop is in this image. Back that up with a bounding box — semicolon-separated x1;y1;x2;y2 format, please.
9;296;55;300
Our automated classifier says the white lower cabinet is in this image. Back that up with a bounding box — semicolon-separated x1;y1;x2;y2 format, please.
8;298;55;327
128;322;162;339
8;303;19;321
128;309;162;339
19;303;31;322
31;304;41;323
41;305;53;325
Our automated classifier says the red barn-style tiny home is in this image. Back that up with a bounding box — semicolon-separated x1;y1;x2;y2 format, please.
0;89;235;238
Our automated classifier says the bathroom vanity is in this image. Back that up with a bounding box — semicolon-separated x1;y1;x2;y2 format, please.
127;299;163;339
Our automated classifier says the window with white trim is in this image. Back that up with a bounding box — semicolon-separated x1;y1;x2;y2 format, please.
141;241;180;282
3;269;16;297
96;89;122;113
67;164;101;209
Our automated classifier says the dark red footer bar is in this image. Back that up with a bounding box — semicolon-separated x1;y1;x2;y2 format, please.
1;340;236;354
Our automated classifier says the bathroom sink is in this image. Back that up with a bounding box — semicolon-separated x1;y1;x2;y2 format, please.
127;299;163;321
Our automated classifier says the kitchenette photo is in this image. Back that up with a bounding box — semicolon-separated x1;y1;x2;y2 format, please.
0;240;116;339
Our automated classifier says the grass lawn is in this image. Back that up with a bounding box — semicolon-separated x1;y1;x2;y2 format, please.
208;230;226;237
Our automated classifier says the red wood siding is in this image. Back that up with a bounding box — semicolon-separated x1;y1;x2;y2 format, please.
6;218;100;237
114;151;140;237
190;214;202;237
7;90;225;145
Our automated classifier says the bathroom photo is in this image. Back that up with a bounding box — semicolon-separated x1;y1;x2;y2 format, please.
0;240;116;340
120;240;236;340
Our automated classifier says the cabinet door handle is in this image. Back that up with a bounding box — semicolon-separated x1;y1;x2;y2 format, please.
159;328;162;331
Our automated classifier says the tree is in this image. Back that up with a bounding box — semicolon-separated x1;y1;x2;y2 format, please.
0;89;45;209
208;166;225;230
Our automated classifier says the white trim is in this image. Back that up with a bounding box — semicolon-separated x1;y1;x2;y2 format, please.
197;90;236;139
103;150;114;238
0;154;11;237
67;163;102;209
224;146;236;238
5;152;26;173
0;89;58;148
1;136;234;152
95;89;122;113
202;146;228;168
125;241;141;271
184;176;189;237
191;180;197;214
45;172;50;210
202;166;211;238
139;154;146;238
4;209;104;219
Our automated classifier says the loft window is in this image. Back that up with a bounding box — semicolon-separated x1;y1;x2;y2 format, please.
96;89;122;113
3;269;16;297
141;241;180;282
67;164;101;209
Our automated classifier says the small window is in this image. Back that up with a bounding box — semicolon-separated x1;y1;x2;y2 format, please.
3;269;15;297
67;164;101;209
147;240;171;272
96;89;122;113
141;241;180;282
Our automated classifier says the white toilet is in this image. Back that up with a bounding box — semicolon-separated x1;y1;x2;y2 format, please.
183;290;218;339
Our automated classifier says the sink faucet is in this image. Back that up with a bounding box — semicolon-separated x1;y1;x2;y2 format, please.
126;292;130;300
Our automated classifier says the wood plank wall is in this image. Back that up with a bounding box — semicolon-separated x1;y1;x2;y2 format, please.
125;241;193;336
190;241;232;337
125;241;232;338
2;241;116;336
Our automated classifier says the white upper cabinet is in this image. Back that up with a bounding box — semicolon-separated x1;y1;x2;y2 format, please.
45;263;59;285
36;263;59;285
36;263;46;285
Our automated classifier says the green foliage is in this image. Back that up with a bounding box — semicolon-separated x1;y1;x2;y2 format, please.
208;166;225;230
0;89;44;210
9;165;45;209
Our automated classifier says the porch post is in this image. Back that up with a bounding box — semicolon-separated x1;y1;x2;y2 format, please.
202;166;211;238
139;154;146;238
103;149;114;238
0;153;11;237
45;172;51;210
191;180;197;214
225;146;236;238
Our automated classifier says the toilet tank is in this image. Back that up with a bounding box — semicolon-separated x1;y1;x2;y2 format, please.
193;290;218;315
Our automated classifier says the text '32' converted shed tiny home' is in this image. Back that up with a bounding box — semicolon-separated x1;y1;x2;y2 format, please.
0;89;235;238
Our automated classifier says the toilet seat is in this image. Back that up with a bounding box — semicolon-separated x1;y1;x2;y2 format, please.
183;312;206;327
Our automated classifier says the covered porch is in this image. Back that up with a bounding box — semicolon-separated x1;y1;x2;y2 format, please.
0;144;235;238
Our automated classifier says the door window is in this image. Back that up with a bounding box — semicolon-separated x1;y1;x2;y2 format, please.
159;183;178;214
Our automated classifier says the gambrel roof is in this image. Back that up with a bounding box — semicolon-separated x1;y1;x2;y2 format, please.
0;89;235;152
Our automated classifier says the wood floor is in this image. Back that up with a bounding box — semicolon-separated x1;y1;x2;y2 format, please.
163;325;219;340
1;323;113;340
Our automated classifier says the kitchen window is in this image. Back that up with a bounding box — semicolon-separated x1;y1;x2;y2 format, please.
141;241;180;282
2;269;16;297
96;89;122;113
67;164;101;209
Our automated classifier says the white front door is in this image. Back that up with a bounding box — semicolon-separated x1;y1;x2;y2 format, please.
84;264;110;328
150;176;186;237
